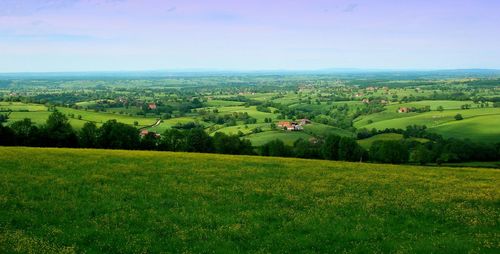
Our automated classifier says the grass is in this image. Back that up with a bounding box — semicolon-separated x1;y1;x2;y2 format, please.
357;133;405;149
56;107;157;127
205;99;245;107
302;123;354;137
146;117;200;133
384;100;475;111
0;147;499;253
6;112;91;129
246;131;313;146
356;108;500;143
357;133;429;150
0;102;48;112
209;123;271;136
214;106;277;122
429;114;500;143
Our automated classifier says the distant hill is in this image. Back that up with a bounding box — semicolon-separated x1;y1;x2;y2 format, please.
0;147;498;253
1;68;499;80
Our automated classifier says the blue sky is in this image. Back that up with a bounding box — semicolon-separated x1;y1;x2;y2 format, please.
0;0;499;72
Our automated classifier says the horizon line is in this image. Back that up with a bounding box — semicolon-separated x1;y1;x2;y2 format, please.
1;68;500;75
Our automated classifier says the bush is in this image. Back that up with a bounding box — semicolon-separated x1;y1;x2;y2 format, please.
369;140;409;164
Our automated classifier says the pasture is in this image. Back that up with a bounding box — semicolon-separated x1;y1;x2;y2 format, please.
0;147;498;253
356;108;500;143
246;130;313;146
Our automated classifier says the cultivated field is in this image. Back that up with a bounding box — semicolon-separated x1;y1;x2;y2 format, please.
0;147;498;253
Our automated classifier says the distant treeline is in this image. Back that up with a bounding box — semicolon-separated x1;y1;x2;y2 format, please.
1;111;499;165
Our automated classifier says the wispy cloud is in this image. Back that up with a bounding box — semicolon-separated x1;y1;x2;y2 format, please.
166;6;177;13
343;3;358;13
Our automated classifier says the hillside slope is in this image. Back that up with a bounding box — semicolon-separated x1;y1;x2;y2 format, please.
0;147;499;253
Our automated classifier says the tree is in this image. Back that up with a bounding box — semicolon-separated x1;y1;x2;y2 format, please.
42;111;78;147
410;145;432;165
0;114;8;123
369;140;409;164
437;106;444;112
213;132;253;155
10;118;41;146
321;134;342;160
293;138;322;159
140;132;158;150
158;129;186;151
454;113;463;121
98;120;140;149
184;127;213;153
261;139;290;157
0;124;16;146
79;122;98;148
337;136;366;162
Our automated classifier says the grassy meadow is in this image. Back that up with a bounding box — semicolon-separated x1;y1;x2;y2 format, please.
355;108;500;143
0;147;499;253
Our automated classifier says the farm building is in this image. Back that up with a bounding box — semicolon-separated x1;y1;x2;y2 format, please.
398;107;410;113
362;98;370;104
140;130;161;138
298;118;311;125
148;103;157;110
278;120;308;131
140;129;149;137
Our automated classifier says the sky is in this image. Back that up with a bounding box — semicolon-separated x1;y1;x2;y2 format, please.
0;0;499;72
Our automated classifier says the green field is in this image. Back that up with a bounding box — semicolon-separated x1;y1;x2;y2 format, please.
0;147;498;253
209;123;271;136
214;106;277;122
356;108;500;143
357;133;429;150
357;133;405;149
205;99;245;107
6;112;91;129
430;114;500;142
384;100;475;111
0;102;48;112
246;131;313;146
302;123;354;137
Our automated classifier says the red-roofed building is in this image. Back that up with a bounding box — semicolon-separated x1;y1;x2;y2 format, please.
148;103;157;110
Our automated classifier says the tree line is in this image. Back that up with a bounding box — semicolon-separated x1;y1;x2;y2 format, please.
1;111;499;165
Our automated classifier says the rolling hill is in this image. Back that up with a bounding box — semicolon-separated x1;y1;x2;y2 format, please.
0;147;498;253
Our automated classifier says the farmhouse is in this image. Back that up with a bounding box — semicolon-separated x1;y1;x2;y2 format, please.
362;98;370;104
139;130;161;138
298;118;311;125
398;107;410;113
148;103;157;110
277;121;303;131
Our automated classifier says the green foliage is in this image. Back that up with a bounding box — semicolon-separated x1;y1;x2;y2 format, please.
212;132;254;155
260;139;290;157
98;120;140;149
320;134;366;162
369;140;409;164
42;111;78;147
78;122;98;148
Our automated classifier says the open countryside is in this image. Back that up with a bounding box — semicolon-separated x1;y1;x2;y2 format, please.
1;0;500;253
